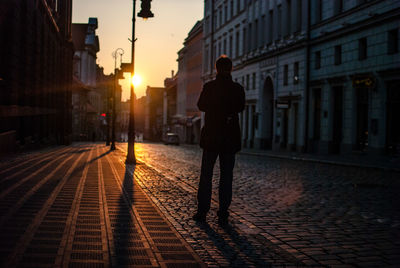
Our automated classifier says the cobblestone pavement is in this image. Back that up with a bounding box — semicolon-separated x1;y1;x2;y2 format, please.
117;142;400;267
0;143;204;267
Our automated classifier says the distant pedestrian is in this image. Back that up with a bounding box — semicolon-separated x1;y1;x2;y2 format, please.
193;55;245;226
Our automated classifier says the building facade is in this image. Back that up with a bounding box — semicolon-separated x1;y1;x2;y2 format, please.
144;86;164;141
0;0;74;151
203;0;400;155
308;0;400;155
163;72;178;138
71;18;103;141
176;20;204;144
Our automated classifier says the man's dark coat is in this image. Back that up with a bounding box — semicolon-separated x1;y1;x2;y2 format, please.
198;74;245;153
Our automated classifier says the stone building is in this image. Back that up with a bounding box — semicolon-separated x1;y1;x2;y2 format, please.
176;20;204;144
135;96;147;138
163;72;178;137
308;0;400;155
144;86;164;141
203;0;400;156
71;18;102;141
0;0;74;152
118;100;130;142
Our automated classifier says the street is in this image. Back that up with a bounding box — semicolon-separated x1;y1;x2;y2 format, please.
125;142;400;267
0;142;399;267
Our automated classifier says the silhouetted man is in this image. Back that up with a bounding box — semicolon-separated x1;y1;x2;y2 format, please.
193;56;245;226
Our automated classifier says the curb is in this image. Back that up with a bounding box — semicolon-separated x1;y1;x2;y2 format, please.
239;151;400;173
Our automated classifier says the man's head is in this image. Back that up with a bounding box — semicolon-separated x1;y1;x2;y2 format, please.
215;55;232;75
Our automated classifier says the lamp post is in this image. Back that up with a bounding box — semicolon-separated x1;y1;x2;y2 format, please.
126;0;154;163
111;48;124;151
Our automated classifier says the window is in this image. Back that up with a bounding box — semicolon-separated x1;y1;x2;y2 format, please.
252;73;256;89
296;0;302;32
283;64;288;86
246;74;250;90
235;31;240;58
219;8;222;27
293;62;299;84
286;0;291;37
315;51;321;69
223;39;227;54
230;0;234;18
229;35;233;57
218;42;221;57
261;15;266;46
315;0;322;23
213;44;216;64
243;27;247;54
334;0;343;16
224;5;228;23
255;20;258;49
388;28;399;54
334;45;342;65
277;5;282;40
248;23;252;51
358;38;367;60
237;0;240;14
268;10;273;44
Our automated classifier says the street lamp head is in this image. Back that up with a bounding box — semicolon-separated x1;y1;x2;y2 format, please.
138;0;154;19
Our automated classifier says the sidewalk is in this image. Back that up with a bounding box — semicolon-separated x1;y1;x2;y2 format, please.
240;148;400;172
0;144;205;267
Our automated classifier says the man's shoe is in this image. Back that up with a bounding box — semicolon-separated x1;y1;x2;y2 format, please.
192;213;206;223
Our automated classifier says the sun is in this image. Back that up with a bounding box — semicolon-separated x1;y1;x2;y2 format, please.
131;74;142;87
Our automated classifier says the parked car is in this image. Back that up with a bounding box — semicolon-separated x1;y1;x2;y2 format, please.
164;133;180;145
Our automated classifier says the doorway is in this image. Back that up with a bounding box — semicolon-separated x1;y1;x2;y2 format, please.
356;88;369;151
332;86;343;154
313;88;322;152
261;77;274;149
281;109;289;149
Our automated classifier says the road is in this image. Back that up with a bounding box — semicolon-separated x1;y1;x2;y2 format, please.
0;142;399;267
120;142;400;267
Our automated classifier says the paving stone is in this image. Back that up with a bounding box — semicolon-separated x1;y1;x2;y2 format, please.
115;142;400;267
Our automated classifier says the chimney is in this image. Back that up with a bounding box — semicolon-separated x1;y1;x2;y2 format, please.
171;70;174;77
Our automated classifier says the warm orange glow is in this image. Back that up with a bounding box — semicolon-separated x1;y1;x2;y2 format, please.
131;74;142;87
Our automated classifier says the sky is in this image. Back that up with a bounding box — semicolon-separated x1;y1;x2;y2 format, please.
72;0;203;100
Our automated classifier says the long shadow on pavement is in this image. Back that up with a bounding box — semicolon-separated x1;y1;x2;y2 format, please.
197;221;273;267
113;164;139;266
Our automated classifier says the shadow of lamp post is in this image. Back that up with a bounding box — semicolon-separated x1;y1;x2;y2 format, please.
126;0;154;163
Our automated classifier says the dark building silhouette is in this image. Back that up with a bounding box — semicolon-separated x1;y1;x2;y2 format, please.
134;96;146;139
144;86;164;141
163;72;178;137
0;0;74;152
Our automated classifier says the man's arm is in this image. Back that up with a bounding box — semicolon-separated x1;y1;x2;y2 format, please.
197;84;210;112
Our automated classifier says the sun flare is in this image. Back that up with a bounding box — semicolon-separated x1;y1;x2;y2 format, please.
131;74;142;87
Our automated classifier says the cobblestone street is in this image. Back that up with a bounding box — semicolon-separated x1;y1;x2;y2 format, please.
0;142;399;267
120;142;400;267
